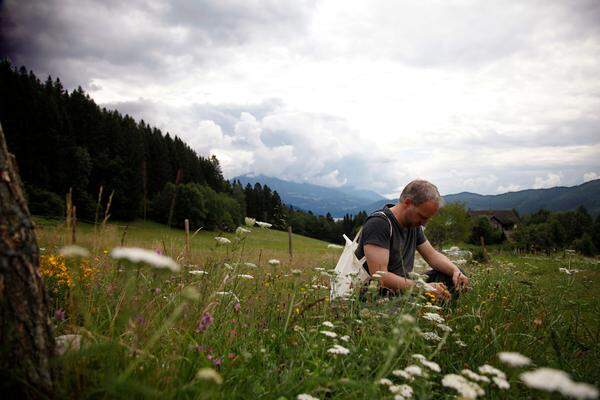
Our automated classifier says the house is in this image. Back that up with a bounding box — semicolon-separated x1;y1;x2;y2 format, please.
468;210;520;236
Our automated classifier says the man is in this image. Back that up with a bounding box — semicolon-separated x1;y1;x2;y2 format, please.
355;179;469;300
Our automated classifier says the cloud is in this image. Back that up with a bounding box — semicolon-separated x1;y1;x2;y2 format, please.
2;0;600;196
533;173;562;189
583;172;599;182
497;184;522;193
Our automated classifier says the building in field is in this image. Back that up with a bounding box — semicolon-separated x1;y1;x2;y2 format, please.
467;209;520;237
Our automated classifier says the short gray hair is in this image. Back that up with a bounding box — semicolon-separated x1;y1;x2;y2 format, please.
399;180;444;207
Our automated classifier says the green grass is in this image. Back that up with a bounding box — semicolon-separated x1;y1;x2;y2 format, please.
33;218;599;399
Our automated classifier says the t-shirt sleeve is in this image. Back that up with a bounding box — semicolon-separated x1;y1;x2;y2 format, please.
417;226;427;246
361;216;391;250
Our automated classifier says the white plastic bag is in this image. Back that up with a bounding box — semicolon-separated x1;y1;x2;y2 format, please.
330;228;370;300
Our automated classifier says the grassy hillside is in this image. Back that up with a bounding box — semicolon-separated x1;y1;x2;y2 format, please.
29;217;599;399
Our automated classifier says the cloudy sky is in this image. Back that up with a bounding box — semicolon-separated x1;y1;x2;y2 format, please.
2;0;599;197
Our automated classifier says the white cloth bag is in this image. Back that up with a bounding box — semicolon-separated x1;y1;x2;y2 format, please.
330;228;370;300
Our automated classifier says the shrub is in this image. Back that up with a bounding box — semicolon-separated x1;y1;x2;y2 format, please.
25;186;65;217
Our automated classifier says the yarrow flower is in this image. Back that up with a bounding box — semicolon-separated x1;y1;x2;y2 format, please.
520;368;598;399
327;244;343;249
244;262;257;268
497;351;531;367
422;312;445;324
327;344;350;355
237;274;254;280
492;376;510;389
392;369;413;380
297;394;319;400
256;221;272;228
195;368;223;384
320;330;337;338
59;245;90;258
421;331;442;342
442;374;485;399
236;226;252;235
340;335;350;342
322;321;335;328
189;270;208;275
268;259;280;266
436;323;453;332
378;378;393;386
461;369;490;383
244;217;256;226
389;384;413;398
110;247;180;272
478;364;506;380
214;236;231;245
404;365;423;377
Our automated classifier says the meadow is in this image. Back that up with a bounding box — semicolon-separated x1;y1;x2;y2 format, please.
33;217;599;399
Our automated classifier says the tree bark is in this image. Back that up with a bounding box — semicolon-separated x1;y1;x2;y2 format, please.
0;122;55;398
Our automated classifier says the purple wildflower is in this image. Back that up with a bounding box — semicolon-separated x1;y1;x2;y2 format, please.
196;312;214;333
54;308;66;321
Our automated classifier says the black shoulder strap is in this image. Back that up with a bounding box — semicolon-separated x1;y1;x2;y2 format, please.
371;211;392;238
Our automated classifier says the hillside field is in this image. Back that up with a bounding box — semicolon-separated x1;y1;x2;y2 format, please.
32;217;599;399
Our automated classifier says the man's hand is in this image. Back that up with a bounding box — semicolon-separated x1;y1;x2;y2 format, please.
452;269;469;291
427;282;451;301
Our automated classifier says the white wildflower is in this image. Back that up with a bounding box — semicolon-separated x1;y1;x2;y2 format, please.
189;270;208;275
224;263;234;270
195;368;223;384
437;323;453;332
520;367;598;399
392;369;413;380
389;384;413;398
412;354;426;362
268;259;280;266
214;236;231;245
297;394;319;400
404;365;423;377
422;312;445;323
492;376;510;389
378;378;393;386
478;364;506;380
244;262;257;268
256;221;272;228
322;321;335;328
327;244;343;249
55;334;82;356
442;374;485;399
314;267;325;271
455;339;467;347
340;335;350;342
236;226;251;235
291;269;302;275
59;245;90;258
327;344;350;355
237;274;254;280
497;351;531;367
110;247;180;272
421;331;442;342
320;330;337;338
400;314;416;324
244;217;256;226
461;369;490;383
424;304;443;311
421;360;441;373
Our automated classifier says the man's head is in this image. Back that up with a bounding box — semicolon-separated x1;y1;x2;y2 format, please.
397;180;444;227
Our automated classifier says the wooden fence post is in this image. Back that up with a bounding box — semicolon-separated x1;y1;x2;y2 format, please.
184;219;190;260
288;225;293;259
71;206;77;244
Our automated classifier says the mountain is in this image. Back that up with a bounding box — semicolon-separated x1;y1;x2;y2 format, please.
232;174;387;217
444;179;600;216
347;179;600;216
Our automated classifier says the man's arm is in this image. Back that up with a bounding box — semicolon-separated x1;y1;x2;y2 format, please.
364;244;416;293
417;240;469;289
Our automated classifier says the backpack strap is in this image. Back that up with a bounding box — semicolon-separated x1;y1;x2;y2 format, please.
371;211;393;239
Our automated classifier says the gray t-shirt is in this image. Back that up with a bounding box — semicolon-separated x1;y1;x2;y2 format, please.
355;204;427;277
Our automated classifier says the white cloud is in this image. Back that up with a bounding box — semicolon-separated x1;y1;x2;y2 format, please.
533;173;562;189
497;184;522;193
4;0;600;195
583;172;599;182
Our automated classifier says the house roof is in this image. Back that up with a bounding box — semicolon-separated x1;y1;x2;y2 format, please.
468;210;520;226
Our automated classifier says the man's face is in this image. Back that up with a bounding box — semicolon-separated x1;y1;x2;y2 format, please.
404;199;439;227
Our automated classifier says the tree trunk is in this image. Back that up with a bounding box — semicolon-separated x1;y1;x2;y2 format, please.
0;123;55;398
